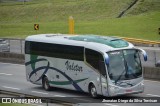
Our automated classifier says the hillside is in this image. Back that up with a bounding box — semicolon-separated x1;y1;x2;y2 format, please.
126;0;160;16
0;0;132;22
0;0;159;41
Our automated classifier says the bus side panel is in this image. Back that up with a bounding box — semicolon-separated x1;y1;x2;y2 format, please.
78;63;103;95
46;58;76;90
25;54;30;82
25;54;48;85
46;58;91;91
25;54;102;94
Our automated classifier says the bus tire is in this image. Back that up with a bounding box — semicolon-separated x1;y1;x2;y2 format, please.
89;84;98;98
42;76;51;91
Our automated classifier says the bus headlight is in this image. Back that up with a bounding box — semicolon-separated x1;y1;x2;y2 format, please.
139;81;144;91
140;81;144;86
138;81;144;87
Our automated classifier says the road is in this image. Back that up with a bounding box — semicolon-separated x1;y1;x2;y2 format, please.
0;62;160;106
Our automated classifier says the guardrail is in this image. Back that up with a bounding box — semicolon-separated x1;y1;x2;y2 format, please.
1;36;160;51
0;37;160;67
0;38;24;54
118;37;160;46
0;37;160;58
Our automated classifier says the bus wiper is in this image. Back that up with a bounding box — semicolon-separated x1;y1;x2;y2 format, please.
115;69;126;85
115;59;128;85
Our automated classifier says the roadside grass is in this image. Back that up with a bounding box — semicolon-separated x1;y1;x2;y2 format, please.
0;0;159;41
76;11;160;41
0;11;159;41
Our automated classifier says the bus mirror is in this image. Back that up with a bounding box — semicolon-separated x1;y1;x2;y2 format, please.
137;48;147;61
104;54;109;65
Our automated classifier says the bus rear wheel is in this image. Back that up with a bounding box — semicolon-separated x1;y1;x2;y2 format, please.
42;76;51;91
89;84;98;98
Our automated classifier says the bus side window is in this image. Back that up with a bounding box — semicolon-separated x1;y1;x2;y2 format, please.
25;41;84;61
85;48;106;76
99;60;107;76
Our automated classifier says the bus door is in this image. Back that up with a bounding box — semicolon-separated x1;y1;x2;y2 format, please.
85;48;109;95
99;60;108;96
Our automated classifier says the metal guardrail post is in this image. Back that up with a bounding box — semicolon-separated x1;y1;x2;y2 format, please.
20;39;22;54
8;39;11;53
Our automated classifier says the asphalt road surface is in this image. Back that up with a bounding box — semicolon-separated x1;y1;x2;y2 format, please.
0;62;160;106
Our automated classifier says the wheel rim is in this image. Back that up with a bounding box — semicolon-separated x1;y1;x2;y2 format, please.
91;86;96;97
44;78;49;90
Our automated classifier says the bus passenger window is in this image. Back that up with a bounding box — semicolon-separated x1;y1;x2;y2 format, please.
85;48;106;75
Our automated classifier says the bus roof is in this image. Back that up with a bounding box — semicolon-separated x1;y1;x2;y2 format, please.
25;34;134;52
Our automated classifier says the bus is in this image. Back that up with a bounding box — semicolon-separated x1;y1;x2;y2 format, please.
25;34;147;98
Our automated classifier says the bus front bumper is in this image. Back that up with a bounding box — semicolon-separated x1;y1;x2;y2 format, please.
108;81;144;97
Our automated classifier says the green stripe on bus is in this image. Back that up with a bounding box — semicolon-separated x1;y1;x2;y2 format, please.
49;78;88;85
30;55;38;70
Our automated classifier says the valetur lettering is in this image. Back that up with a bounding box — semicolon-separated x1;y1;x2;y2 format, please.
65;61;83;72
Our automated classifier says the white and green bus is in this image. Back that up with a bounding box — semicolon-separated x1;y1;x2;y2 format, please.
25;34;147;98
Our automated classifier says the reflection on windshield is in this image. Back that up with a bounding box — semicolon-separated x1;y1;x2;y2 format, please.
107;50;142;81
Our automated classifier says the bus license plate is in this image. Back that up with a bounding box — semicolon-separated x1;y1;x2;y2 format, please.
126;89;132;92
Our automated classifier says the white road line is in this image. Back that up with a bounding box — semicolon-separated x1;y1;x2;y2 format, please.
54;95;66;97
144;80;160;84
104;103;119;106
73;98;92;102
146;94;160;97
2;86;20;90
31;91;48;95
26;103;44;106
0;73;12;76
0;62;24;66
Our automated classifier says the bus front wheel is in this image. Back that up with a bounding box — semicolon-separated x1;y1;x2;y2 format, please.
89;84;98;98
42;76;51;91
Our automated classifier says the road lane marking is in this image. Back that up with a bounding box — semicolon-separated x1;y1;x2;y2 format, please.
73;98;92;102
0;62;24;66
0;73;12;76
54;95;66;97
31;91;48;95
146;94;160;97
145;80;160;84
2;86;20;90
104;103;119;106
26;103;44;106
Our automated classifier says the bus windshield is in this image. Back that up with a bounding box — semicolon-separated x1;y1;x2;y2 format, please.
107;49;142;81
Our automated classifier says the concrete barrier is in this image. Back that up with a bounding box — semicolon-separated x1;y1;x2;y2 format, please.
0;52;24;64
0;52;160;81
143;67;160;80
